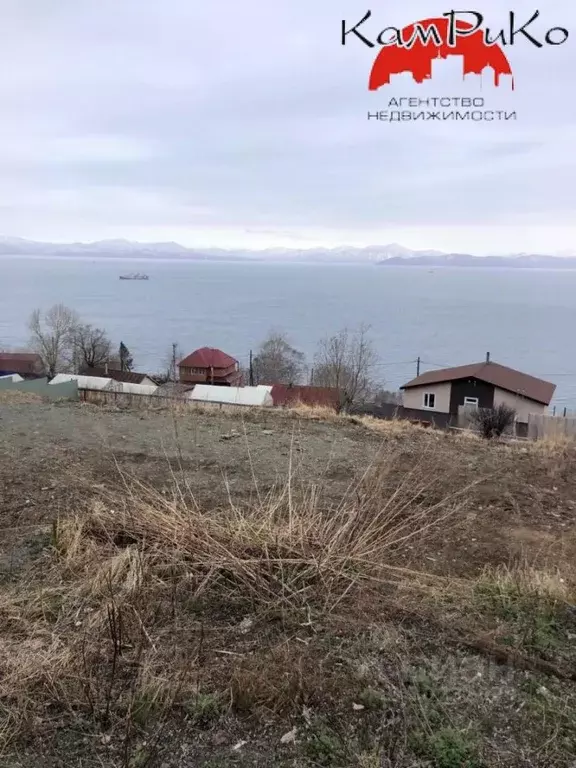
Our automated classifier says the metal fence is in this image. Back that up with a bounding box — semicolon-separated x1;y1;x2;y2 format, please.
0;377;78;401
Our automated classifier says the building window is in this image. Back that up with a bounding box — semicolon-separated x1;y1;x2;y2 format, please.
423;393;436;409
464;397;479;407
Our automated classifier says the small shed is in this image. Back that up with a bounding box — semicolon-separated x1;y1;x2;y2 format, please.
80;367;156;387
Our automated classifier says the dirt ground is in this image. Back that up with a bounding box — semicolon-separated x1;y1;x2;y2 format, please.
1;401;576;767
1;400;575;581
0;401;379;567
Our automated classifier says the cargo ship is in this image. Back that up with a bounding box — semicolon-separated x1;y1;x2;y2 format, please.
119;273;149;280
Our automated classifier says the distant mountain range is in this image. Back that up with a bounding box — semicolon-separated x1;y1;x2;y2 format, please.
0;237;575;268
379;252;576;268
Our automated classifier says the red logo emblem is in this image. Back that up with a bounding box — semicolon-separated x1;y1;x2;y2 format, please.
369;17;514;90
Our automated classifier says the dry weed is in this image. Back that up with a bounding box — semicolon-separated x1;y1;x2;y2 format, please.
529;433;576;457
289;403;443;438
0;444;474;748
0;390;43;405
476;561;574;604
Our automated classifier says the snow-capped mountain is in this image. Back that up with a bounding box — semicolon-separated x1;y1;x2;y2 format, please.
0;236;574;267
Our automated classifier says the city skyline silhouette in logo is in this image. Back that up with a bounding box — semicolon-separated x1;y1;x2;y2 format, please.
369;17;514;90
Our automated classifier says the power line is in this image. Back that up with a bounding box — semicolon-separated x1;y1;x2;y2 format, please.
420;360;452;369
372;360;418;368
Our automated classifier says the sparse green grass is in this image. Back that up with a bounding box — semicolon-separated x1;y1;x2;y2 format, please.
471;564;576;661
303;720;348;766
184;692;224;726
356;687;386;711
410;726;483;768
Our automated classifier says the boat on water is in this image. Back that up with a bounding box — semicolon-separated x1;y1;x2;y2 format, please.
119;273;149;280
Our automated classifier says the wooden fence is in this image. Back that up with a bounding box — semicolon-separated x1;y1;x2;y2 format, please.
80;389;178;409
79;389;259;412
528;413;576;440
457;405;530;438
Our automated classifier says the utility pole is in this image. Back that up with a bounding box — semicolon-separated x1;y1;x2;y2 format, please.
249;350;254;386
310;367;314;385
416;357;421;377
171;343;177;382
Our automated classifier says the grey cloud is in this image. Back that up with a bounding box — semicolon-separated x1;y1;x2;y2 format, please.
0;0;573;250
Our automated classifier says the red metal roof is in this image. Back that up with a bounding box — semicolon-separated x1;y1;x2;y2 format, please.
271;384;342;410
179;347;238;369
401;361;555;405
0;352;44;375
0;353;41;363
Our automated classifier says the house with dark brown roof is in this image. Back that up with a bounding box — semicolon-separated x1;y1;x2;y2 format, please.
178;347;241;387
401;356;556;427
270;384;343;411
0;352;45;379
79;366;155;387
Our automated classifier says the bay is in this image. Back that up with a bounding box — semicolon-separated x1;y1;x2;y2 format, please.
1;256;575;407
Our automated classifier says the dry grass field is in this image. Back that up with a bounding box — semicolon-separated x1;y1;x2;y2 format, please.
1;399;576;767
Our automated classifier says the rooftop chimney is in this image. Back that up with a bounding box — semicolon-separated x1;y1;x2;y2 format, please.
486;352;491;364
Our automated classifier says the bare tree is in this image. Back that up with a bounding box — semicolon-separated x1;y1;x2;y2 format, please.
371;386;401;406
154;342;182;384
471;404;516;439
253;330;306;385
313;325;378;407
72;324;112;371
166;342;181;382
28;304;80;377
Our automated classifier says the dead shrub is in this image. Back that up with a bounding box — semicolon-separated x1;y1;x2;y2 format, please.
471;404;516;439
0;445;474;749
0;390;44;405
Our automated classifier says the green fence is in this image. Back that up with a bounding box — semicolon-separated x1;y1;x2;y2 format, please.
0;377;79;401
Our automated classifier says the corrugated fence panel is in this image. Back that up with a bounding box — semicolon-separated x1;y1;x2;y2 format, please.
0;377;79;400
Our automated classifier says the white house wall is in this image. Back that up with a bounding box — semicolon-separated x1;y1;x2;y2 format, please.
402;382;452;414
493;387;547;423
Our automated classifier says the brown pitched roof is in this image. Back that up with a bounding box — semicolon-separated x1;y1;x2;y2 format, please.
157;382;195;397
270;384;343;410
401;361;556;405
179;347;237;369
80;367;151;385
0;352;44;375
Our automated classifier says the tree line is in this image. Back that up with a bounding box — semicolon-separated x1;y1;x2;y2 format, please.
7;304;399;405
157;327;397;406
23;303;133;378
154;327;398;405
250;326;399;406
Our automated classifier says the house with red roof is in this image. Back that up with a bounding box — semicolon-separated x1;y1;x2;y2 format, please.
178;347;241;387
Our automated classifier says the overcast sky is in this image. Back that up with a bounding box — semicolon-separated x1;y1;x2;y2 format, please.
0;0;574;254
